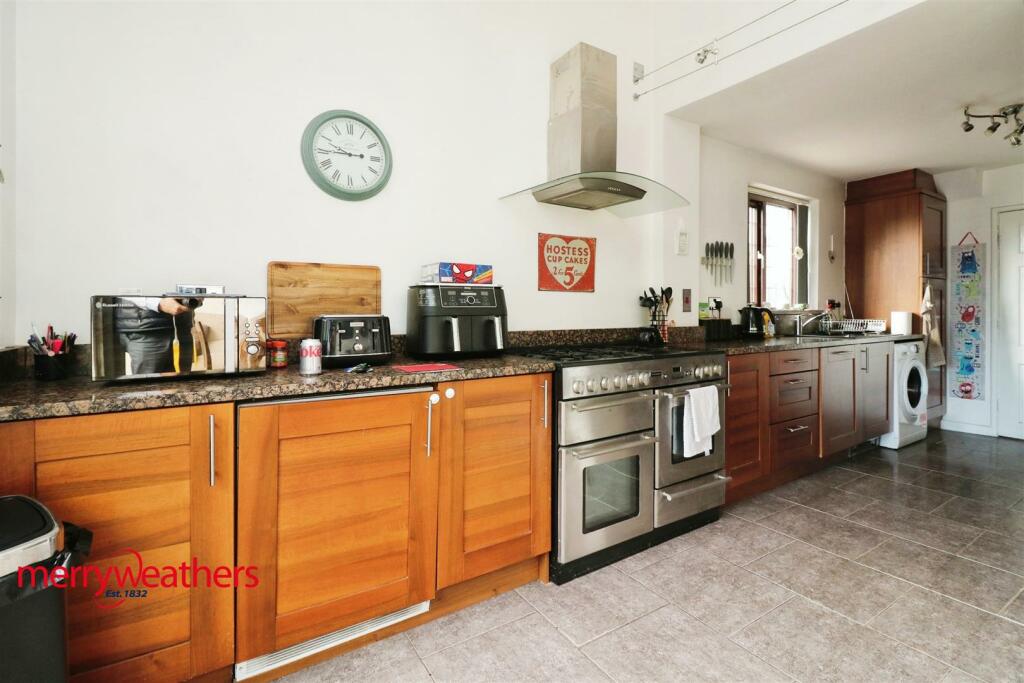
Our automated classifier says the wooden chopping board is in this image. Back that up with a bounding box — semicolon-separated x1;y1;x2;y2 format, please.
267;261;381;339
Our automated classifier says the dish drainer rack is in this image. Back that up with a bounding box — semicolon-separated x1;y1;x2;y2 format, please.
819;317;887;335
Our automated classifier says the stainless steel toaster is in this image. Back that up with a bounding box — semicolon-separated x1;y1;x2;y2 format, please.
313;315;393;367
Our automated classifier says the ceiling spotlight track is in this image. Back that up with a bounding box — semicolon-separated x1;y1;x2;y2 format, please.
961;104;1024;147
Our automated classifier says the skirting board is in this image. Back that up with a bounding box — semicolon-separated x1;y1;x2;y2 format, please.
939;419;998;437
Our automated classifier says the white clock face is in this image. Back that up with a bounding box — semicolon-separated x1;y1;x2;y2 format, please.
311;117;387;193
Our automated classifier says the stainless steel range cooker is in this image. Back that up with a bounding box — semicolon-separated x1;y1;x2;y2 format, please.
514;345;729;583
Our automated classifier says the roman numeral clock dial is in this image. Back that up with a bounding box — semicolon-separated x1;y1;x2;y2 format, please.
301;110;392;200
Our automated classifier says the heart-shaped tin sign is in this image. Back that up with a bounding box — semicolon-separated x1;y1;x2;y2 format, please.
538;233;597;292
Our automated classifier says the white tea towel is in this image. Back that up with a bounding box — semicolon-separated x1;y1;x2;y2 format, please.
683;385;720;459
921;283;946;369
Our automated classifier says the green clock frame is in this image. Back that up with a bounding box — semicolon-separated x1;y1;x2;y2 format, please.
300;109;393;201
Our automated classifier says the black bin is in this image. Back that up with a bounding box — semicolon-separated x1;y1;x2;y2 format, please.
0;496;91;683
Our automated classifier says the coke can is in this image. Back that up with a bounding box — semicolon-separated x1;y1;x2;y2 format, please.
298;339;322;375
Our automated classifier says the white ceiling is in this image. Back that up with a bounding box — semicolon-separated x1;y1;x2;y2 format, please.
672;0;1024;181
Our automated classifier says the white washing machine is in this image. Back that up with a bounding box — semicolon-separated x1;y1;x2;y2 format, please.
879;340;929;449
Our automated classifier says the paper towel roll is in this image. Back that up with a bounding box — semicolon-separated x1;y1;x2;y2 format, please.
891;311;912;335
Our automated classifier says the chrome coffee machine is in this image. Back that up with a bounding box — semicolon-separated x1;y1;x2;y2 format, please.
405;285;508;358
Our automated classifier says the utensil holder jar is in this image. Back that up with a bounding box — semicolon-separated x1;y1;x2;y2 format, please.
33;353;73;381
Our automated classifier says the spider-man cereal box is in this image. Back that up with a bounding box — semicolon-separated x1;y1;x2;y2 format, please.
421;262;494;284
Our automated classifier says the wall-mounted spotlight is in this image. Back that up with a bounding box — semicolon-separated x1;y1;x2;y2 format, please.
961;104;1023;147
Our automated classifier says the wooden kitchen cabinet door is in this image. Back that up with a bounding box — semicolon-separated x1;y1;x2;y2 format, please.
819;345;862;456
724;354;771;491
236;389;440;661
921;195;947;278
436;374;551;589
861;342;894;440
31;404;235;682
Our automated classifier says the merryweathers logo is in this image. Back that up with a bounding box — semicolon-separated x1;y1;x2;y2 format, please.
17;549;259;609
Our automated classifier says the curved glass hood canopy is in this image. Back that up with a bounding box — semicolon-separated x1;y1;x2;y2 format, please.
500;170;689;219
500;43;689;220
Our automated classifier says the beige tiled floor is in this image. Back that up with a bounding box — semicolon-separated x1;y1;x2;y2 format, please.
283;430;1024;682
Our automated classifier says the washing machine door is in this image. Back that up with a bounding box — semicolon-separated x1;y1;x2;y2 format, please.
899;359;929;424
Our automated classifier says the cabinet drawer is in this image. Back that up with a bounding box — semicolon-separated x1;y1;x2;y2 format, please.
769;349;818;375
771;417;819;470
35;407;190;462
769;371;818;422
654;471;726;528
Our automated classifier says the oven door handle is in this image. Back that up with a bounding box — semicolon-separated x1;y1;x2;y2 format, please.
570;393;657;412
658;383;732;404
571;434;655;460
659;473;731;501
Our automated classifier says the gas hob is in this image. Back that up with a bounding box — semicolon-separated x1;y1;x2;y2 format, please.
514;344;725;400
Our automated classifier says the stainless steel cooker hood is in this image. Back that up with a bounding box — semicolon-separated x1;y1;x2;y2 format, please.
501;43;688;218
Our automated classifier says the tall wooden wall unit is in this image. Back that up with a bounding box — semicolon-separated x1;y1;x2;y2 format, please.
844;168;946;421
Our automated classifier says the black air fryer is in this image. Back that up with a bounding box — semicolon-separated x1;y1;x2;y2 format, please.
406;285;508;359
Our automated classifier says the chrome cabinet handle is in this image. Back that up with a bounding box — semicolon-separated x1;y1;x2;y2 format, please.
783;358;805;364
571;434;653;460
571;393;656;412
444;387;455;399
785;378;806;385
492;316;504;350
426;393;440;457
208;414;215;487
785;424;810;433
542;379;549;428
726;362;731;397
448;317;461;352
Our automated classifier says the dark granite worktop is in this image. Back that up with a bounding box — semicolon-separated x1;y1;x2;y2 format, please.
0;355;556;422
672;333;924;356
0;331;923;422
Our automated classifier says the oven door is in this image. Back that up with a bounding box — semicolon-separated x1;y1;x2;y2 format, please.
655;382;726;489
557;431;655;564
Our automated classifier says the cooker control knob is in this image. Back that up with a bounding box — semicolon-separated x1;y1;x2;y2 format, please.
600;377;610;390
613;376;623;389
713;364;723;376
626;374;637;387
695;366;704;379
586;379;597;392
572;380;585;394
246;343;260;356
353;343;365;352
639;372;651;386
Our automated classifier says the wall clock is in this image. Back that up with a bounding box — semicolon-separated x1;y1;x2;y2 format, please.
300;110;392;200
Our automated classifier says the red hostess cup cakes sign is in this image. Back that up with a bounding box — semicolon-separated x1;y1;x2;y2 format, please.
538;233;596;293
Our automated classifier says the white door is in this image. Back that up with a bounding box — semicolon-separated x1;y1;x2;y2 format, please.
997;208;1024;439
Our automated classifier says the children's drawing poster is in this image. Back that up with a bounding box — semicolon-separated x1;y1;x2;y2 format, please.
950;243;985;400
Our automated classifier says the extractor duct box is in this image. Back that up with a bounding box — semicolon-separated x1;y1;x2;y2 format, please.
502;43;688;218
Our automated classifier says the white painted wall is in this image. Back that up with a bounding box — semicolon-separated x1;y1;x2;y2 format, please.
0;2;14;347
697;135;845;322
13;1;671;340
8;1;917;343
935;163;1024;435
